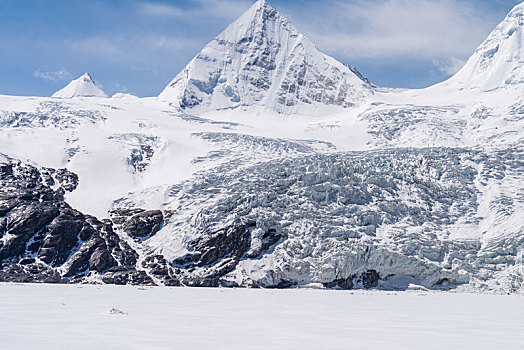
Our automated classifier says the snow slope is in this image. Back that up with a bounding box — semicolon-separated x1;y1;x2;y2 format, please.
0;1;523;292
1;283;523;350
442;2;524;91
52;73;107;98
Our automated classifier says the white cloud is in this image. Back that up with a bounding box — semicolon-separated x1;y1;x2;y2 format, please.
33;67;72;81
137;0;252;21
287;0;502;69
62;35;200;63
112;83;132;94
139;2;185;17
432;57;467;75
65;37;123;59
193;0;253;20
142;35;199;51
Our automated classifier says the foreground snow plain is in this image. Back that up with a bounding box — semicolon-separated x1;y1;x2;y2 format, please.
1;283;523;349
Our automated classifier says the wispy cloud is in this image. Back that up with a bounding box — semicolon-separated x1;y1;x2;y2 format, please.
142;35;199;51
65;37;123;59
137;0;252;21
139;2;185;17
33;67;72;81
288;0;502;73
62;35;200;62
111;83;132;94
432;57;467;75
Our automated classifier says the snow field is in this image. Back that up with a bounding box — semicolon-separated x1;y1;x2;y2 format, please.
1;283;523;350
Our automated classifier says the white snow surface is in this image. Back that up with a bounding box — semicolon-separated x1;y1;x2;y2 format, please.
52;73;107;98
0;283;523;350
0;1;523;292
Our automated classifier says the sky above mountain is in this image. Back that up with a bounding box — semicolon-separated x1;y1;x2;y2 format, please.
0;0;521;97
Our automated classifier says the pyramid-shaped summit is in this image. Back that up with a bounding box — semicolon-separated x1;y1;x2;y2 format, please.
159;0;373;114
52;73;107;98
445;2;524;90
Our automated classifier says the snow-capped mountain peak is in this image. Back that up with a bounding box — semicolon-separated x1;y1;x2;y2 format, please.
215;0;290;43
445;1;524;91
52;73;107;98
159;0;373;114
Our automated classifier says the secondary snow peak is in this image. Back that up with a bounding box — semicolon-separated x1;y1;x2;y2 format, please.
158;0;373;115
444;1;524;91
52;73;108;98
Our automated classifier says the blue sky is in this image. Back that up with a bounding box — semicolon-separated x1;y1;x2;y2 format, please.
0;0;521;97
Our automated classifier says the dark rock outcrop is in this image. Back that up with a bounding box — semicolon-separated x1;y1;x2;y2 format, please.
0;161;142;284
41;167;79;192
102;266;153;285
362;270;380;289
173;221;284;287
141;255;180;286
110;208;164;239
173;221;255;270
0;261;64;283
123;210;164;239
323;276;355;290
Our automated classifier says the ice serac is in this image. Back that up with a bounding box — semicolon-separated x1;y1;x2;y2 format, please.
52;73;108;98
158;0;372;114
446;2;524;91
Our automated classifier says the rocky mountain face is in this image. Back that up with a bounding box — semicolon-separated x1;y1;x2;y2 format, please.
159;0;372;114
52;73;107;98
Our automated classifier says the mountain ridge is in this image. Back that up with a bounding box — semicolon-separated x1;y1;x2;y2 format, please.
158;0;372;114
